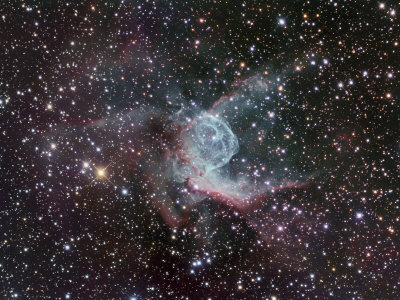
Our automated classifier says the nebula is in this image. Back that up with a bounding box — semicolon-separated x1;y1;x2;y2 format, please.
180;113;239;175
171;112;251;206
152;74;306;228
39;72;308;235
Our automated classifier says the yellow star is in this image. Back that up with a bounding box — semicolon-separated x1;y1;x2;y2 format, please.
87;161;114;186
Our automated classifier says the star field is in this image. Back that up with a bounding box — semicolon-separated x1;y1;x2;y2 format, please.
1;1;400;299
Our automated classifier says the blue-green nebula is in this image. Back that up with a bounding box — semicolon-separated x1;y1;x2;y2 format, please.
182;113;239;174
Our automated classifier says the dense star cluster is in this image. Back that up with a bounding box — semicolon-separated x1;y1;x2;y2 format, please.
1;0;400;299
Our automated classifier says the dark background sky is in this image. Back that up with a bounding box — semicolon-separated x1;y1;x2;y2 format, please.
1;0;400;299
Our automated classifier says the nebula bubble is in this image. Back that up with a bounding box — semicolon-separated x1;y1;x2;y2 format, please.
182;113;239;174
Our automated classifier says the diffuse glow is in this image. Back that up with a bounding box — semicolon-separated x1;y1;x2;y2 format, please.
181;113;239;174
